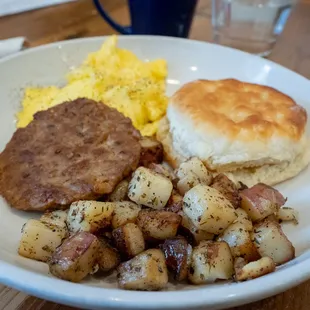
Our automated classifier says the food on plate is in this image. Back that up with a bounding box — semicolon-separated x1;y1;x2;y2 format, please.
253;218;295;265
160;237;192;281
234;208;253;231
240;183;286;222
17;155;298;290
67;201;114;233
188;240;234;284
183;184;237;234
217;222;260;262
176;157;213;195
0;99;141;211
157;79;309;186
165;190;183;213
139;136;164;167
112;223;145;260
234;257;275;281
40;210;68;230
49;231;100;282
128;167;173;209
277;207;299;224
137;209;182;240
97;239;120;272
111;201;141;229
107;179;130;202
179;214;214;245
17;36;168;136
117;249;168;291
211;173;240;208
18;219;67;262
137;210;181;241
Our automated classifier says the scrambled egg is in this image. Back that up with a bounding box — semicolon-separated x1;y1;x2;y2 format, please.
17;36;168;136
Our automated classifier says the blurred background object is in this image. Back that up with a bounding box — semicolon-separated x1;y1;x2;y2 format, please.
0;0;76;17
93;0;198;37
211;0;297;56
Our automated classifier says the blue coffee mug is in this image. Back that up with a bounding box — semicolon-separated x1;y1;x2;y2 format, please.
93;0;198;37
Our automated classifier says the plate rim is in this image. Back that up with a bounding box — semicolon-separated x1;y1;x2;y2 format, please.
0;35;309;309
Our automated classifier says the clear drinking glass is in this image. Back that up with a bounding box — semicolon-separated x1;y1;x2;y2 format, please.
212;0;297;56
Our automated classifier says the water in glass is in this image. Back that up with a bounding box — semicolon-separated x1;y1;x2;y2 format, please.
212;0;296;56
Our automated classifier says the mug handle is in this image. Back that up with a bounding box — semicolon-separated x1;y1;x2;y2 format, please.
93;0;132;34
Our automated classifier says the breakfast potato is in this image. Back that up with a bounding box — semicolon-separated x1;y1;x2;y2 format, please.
18;219;67;262
148;163;176;181
117;249;168;291
211;173;241;208
49;231;100;282
189;241;234;284
180;213;214;245
253;219;295;265
160;237;192;281
40;210;68;231
277;207;299;224
67;201;114;234
111;201;141;229
107;180;129;202
176;157;213;185
217;222;260;262
183;184;237;234
98;238;120;272
112;223;145;260
234;208;253;231
176;172;201;196
240;183;286;222
128;167;173;209
139;136;164;167
234;257;275;281
137;209;182;240
165;190;183;213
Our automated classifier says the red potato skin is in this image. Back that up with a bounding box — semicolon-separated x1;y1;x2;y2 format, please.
240;183;286;209
211;174;241;208
160;237;191;281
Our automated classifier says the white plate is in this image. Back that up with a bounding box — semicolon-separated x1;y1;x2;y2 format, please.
0;36;309;310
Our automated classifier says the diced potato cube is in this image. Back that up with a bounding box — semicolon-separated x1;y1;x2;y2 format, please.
217;222;260;262
160;237;192;281
137;209;181;240
189;241;233;284
165;190;183;213
176;157;212;185
177;171;201;196
112;223;145;259
111;201;141;229
128;167;173;209
98;239;120;272
67;201;114;233
234;257;275;281
40;210;68;231
253;219;295;265
240;183;286;222
18;219;67;262
117;249;168;291
139;136;164;167
180;213;214;245
107;180;129;202
234;208;253;231
277;207;299;224
183;184;237;234
49;231;100;282
211;173;240;208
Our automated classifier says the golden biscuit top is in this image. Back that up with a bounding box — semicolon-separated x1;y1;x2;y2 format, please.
170;79;307;141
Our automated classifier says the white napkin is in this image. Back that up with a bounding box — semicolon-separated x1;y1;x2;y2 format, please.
0;37;25;58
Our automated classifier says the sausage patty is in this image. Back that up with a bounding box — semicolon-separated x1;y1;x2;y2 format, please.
0;98;141;211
